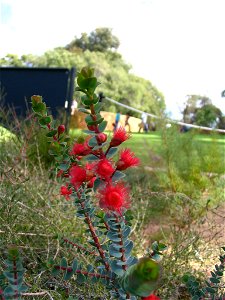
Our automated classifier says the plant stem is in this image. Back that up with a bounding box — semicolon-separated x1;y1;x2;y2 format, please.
55;266;111;280
62;237;98;256
80;200;110;271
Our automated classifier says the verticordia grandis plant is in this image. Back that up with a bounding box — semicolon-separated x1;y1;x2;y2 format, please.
31;67;165;300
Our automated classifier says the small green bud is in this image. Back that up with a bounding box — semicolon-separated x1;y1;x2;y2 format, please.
119;257;162;297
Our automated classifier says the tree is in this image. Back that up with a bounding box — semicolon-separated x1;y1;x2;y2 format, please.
182;95;223;128
182;95;212;124
0;35;165;117
66;27;120;53
195;104;222;127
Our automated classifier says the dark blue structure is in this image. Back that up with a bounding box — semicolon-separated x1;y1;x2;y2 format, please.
0;67;75;119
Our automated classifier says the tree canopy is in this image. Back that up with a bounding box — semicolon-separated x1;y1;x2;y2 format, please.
0;28;165;118
66;27;120;53
182;95;224;128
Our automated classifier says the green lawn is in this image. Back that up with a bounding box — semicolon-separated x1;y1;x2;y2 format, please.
69;129;225;166
124;131;225;165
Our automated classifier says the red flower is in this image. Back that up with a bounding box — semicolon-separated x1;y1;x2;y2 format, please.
141;295;160;300
116;148;140;170
95;158;115;180
60;185;72;200
98;182;130;213
110;127;130;147
70;165;86;189
70;137;91;156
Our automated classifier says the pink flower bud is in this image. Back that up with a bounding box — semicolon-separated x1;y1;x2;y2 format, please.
97;133;107;143
87;125;96;131
58;125;65;135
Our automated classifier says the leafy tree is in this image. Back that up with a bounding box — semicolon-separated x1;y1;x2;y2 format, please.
182;95;223;128
66;27;120;53
182;95;212;124
0;54;24;67
0;30;165;118
195;104;222;127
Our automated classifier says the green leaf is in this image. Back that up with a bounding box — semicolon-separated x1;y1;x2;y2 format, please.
85;114;93;124
78;77;99;90
60;257;67;268
82;129;96;135
122;226;131;240
94;102;102;113
106;147;118;158
78;107;90;114
93;178;105;192
124;240;133;257
64;269;74;281
87;264;94;272
126;256;138;267
109;245;122;258
98;120;107;132
158;243;167;251
88;136;98;147
76;273;86;284
91;276;99;283
18;284;28;292
81;95;92;106
151;241;159;251
46;130;57;137
85;154;99;161
151;253;161;261
112;171;126;182
110;260;125;276
206;286;216;293
72;259;78;272
107;231;121;242
209;277;220;284
3;286;15;296
52;266;60;276
58;163;70;171
32;102;46;113
39;116;52;126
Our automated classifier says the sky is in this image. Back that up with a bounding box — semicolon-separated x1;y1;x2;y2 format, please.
1;0;225;119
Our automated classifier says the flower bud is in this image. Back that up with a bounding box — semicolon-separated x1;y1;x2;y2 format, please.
58;125;65;135
97;133;107;143
87;125;96;131
31;95;42;103
119;257;162;297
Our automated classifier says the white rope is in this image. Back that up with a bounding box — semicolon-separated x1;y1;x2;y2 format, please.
105;96;225;133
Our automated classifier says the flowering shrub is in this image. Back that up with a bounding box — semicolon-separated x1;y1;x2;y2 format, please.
30;67;164;299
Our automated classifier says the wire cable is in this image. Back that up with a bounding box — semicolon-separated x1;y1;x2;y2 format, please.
105;96;225;133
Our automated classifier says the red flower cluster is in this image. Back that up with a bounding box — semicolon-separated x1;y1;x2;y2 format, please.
98;182;130;213
60;185;72;200
110;127;130;147
142;295;160;300
116;148;140;170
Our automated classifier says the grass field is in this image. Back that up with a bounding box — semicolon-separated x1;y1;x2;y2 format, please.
70;128;225;166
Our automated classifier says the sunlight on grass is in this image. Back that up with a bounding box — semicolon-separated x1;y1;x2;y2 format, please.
0;126;15;142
